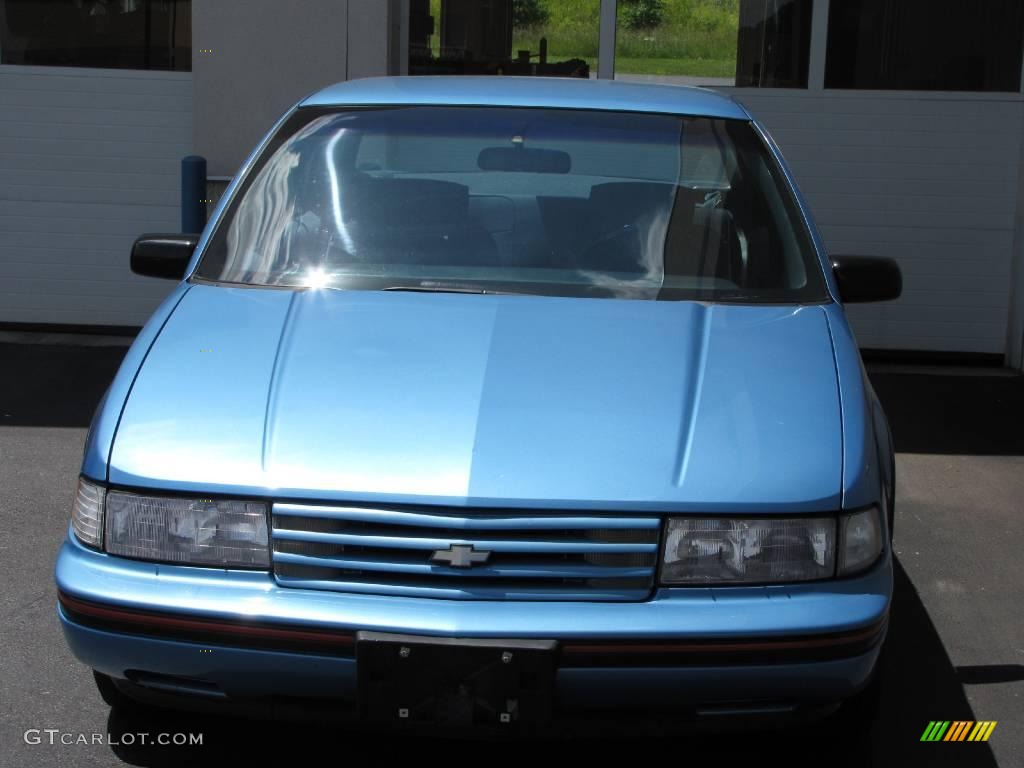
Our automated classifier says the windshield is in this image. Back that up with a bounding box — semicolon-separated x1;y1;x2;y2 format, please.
196;105;828;303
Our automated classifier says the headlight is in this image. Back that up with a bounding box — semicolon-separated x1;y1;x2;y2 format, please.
838;507;883;576
661;517;835;585
104;491;269;568
71;477;105;549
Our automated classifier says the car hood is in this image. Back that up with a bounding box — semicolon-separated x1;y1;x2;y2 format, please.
108;284;842;512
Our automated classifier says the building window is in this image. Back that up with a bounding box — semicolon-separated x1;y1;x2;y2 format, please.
614;0;812;88
0;0;191;71
825;0;1024;91
409;0;596;77
735;0;812;87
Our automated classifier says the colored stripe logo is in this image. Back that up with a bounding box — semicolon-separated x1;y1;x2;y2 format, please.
921;721;997;742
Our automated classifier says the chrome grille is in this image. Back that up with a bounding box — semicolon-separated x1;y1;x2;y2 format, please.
271;503;661;601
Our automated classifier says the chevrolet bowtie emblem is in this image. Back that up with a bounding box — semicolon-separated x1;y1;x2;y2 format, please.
430;544;491;568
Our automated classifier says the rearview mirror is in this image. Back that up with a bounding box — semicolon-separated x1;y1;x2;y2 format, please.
131;234;199;280
831;255;902;303
478;146;571;174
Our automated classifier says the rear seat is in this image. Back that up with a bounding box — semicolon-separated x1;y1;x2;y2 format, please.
341;177;499;265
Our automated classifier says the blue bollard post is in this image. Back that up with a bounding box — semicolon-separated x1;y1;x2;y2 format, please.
181;155;207;234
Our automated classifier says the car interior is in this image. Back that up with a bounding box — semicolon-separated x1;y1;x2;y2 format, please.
282;173;750;283
214;109;811;299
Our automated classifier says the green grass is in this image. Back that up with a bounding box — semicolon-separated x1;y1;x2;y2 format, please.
427;0;739;78
613;56;735;77
511;0;739;76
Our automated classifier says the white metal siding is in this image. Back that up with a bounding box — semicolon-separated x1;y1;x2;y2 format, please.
0;65;191;327
734;89;1024;354
192;0;352;178
2;64;1021;356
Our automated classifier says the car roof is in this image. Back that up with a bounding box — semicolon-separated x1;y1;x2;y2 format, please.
302;76;750;121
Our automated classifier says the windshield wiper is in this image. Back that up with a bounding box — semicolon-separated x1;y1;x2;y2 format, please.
382;284;517;296
697;291;798;304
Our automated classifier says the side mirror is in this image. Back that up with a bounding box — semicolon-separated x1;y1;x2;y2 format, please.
131;234;199;280
830;255;902;303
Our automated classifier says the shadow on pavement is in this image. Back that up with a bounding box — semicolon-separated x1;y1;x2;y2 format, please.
869;370;1024;456
957;665;1024;685
102;559;997;767
0;343;127;428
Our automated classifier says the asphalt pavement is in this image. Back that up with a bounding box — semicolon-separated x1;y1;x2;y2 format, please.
1;339;1021;767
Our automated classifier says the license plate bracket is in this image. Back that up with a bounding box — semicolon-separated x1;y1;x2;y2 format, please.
357;632;557;727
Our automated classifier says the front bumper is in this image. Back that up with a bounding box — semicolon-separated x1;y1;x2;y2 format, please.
56;536;891;718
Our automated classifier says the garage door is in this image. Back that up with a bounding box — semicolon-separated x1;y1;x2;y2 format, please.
737;89;1023;355
0;65;190;328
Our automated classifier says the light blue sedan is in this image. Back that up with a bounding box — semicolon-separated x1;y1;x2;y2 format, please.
57;76;901;729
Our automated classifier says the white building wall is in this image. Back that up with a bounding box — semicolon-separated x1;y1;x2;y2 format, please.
0;65;191;327
731;92;1024;356
4;1;1023;360
1008;105;1024;369
192;0;352;178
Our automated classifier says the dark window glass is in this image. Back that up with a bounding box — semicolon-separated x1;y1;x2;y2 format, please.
826;0;1024;91
735;0;813;87
196;106;828;305
612;0;812;88
409;0;597;78
1;0;191;71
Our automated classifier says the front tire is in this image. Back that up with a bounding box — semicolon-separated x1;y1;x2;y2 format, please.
92;670;129;708
886;425;896;542
839;642;887;729
92;670;153;715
